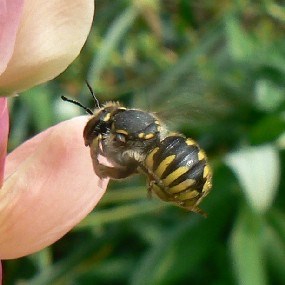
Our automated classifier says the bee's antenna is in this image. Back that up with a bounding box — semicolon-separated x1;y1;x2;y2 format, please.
85;80;101;109
61;96;93;115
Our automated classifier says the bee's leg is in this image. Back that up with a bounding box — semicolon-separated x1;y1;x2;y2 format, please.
89;136;108;179
90;137;138;179
191;207;207;217
147;180;155;199
181;198;207;217
147;179;171;202
97;164;138;179
139;165;168;201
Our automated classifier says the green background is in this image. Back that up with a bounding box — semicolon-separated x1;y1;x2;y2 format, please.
4;0;285;284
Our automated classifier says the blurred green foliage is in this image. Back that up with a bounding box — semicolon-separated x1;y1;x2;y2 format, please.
4;0;285;284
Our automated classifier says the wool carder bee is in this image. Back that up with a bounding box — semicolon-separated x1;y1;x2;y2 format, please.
62;83;212;215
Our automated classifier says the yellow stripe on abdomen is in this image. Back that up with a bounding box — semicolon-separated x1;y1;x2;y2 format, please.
168;178;196;194
162;166;189;186
174;190;200;201
154;155;175;177
145;147;159;169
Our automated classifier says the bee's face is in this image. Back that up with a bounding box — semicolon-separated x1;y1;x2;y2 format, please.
83;103;125;147
83;108;110;146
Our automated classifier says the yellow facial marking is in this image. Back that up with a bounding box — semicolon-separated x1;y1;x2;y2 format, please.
174;190;200;201
145;147;159;168
103;113;111;122
144;133;154;139
168;179;196;194
138;133;154;139
186;139;197;146
198;150;206;161
155;155;175;177
116;129;129;136
163;166;189;186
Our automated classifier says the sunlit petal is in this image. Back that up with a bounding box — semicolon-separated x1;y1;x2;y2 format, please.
0;0;94;96
0;97;9;187
0;0;25;75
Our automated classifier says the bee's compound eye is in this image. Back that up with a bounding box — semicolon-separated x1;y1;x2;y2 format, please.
115;133;127;144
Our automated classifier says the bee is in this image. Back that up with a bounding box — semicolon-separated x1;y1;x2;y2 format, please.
61;82;212;215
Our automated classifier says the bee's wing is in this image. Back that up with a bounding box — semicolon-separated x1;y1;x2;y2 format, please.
152;93;231;130
134;77;234;130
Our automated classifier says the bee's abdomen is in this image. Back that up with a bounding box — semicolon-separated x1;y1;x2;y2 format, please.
144;135;212;212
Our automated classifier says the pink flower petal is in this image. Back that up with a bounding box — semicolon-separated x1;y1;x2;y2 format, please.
0;0;25;75
0;116;109;259
0;0;94;95
0;97;9;187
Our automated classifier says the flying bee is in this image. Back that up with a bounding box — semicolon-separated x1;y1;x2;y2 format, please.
61;82;212;215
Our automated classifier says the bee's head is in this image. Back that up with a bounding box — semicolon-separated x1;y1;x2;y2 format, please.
61;81;109;147
61;82;161;153
110;109;161;150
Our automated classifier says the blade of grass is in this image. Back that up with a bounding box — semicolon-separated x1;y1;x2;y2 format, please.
75;201;166;230
86;6;139;85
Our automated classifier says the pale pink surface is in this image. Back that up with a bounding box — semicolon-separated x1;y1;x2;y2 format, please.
0;98;9;186
0;0;25;75
0;0;94;95
0;116;108;259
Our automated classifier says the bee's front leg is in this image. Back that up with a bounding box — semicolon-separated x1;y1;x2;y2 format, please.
97;164;138;180
89;137;138;179
89;136;107;179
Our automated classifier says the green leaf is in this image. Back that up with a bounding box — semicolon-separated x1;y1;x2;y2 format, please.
249;115;285;144
267;209;285;245
230;208;268;285
130;200;232;285
255;79;285;112
225;16;255;62
277;132;285;149
26;234;116;285
225;144;280;213
22;85;54;131
28;248;52;271
263;218;285;284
